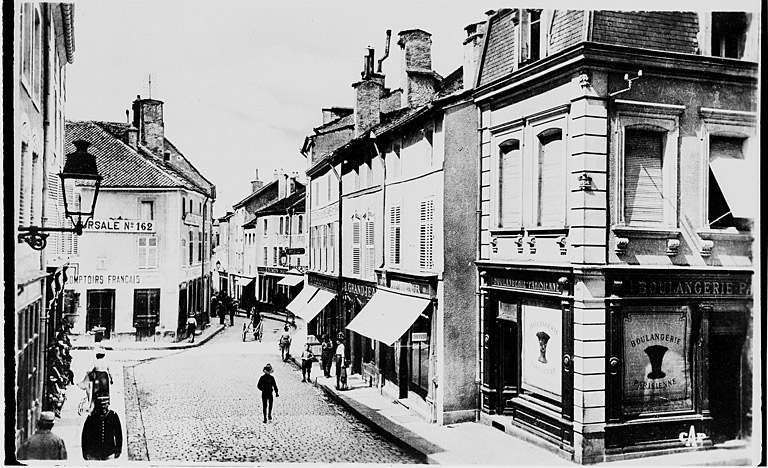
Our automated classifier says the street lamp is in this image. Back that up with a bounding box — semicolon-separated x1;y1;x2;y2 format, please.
18;140;102;250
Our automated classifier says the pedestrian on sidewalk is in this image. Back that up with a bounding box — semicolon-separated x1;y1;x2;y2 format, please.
81;395;122;461
256;363;279;423
217;300;227;326
186;314;197;343
16;411;67;460
321;335;333;378
230;300;238;326
77;347;113;414
300;344;315;382
335;335;347;390
279;326;292;362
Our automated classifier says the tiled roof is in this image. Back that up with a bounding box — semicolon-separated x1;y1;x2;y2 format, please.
65;120;215;197
254;188;306;216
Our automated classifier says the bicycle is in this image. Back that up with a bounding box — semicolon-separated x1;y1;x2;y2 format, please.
242;319;263;342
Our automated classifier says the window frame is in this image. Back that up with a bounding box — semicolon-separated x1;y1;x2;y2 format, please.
613;101;683;232
526;109;568;230
389;204;402;267
351;215;361;275
137;235;159;269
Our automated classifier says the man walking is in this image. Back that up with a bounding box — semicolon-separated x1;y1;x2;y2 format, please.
81;395;122;460
16;411;67;460
186;313;197;343
279;326;292;362
256;363;279;423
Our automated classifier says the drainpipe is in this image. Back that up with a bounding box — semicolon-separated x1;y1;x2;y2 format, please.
475;104;483;421
327;160;343;337
201;196;208;329
369;131;386;270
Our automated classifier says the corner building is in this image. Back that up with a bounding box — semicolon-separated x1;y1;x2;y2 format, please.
473;9;758;463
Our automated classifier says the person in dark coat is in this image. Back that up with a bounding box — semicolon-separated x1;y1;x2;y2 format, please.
17;411;67;460
321;335;333;378
256;363;279;423
217;301;227;326
81;395;122;460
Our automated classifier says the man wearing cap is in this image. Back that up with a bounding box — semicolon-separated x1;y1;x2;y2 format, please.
16;411;68;460
82;395;122;460
256;363;279;423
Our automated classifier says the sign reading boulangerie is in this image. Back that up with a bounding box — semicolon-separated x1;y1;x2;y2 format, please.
623;310;693;415
522;304;562;401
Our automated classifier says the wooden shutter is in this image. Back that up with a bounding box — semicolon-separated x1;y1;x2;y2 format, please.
390;206;401;265
365;216;375;278
499;140;522;227
419;200;434;271
352;218;361;274
148;237;158;268
138;237;148;268
538;131;565;226
624;130;663;225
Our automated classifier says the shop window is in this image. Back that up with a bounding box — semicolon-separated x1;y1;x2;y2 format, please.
364;214;375;279
537;129;565;227
390;205;401;266
623;129;664;226
708;136;747;229
521;303;562;403
409;307;432;398
133;289;160;328
711;12;749;59
138;236;158;269
419;200;434;272
352;216;361;274
499;139;522;228
621;308;694;416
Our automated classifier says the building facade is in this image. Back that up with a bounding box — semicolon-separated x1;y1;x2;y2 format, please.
13;2;76;450
64;96;216;343
473;9;758;463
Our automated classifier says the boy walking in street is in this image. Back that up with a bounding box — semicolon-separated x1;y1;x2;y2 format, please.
279;326;292;362
256;363;279;423
300;344;315;382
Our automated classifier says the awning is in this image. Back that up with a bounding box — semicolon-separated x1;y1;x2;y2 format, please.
346;289;431;346
236;277;256;287
277;276;304;287
295;289;335;322
710;157;755;218
286;286;318;316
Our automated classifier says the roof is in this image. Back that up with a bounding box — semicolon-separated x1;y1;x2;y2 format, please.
314;113;355;134
65;120;215;197
233;179;278;208
254;188;306;216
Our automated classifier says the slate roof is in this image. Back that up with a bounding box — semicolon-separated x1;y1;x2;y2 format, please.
254;188;306;216
314;113;355;134
65;120;215;197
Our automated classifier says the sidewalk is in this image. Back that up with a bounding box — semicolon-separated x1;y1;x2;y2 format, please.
71;321;226;351
313;373;758;466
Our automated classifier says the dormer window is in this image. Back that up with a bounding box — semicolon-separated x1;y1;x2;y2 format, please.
711;12;749;59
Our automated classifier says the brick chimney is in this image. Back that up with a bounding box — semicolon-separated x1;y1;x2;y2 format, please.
353;47;385;137
251;169;263;193
463;21;486;91
132;95;165;157
127;126;139;149
398;29;435;108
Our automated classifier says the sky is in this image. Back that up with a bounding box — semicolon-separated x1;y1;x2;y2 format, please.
65;0;758;218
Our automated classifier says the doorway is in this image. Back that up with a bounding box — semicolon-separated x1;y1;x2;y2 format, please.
86;290;115;338
708;333;746;444
496;319;518;414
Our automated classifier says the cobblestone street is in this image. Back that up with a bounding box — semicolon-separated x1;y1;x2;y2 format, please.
124;316;421;463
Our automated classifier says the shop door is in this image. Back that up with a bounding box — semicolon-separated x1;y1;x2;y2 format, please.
708;333;745;443
178;287;188;338
496;319;518;414
86;290;115;338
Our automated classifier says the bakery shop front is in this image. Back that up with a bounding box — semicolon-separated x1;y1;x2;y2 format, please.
604;268;752;455
478;264;575;452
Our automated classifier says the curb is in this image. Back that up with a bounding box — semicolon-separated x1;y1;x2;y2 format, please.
71;324;226;351
315;381;432;464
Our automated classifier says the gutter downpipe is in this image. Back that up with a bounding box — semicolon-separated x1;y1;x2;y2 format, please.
369;132;386;271
327;160;343;338
202;195;208;329
475;103;483;421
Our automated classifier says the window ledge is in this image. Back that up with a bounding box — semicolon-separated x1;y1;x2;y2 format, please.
697;229;753;242
612;226;680;239
489;227;524;236
525;226;569;236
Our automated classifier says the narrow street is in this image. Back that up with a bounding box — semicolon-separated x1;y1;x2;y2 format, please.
123;316;421;463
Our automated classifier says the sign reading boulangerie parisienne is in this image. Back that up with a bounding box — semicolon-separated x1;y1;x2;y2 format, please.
522;304;562;401
623;310;693;415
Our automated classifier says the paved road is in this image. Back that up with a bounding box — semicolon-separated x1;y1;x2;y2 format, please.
124;316;421;463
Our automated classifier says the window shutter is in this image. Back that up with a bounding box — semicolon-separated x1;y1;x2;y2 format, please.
538;132;565;226
19;144;28;226
47;173;61;255
520;10;531;62
148;237;158;268
329;222;335;273
499;141;522;227
365;216;375;278
352;218;361;274
390;206;401;265
138;237;147;268
419;200;434;272
624;130;664;225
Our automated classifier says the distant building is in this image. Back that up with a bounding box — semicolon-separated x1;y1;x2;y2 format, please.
473;8;758;463
65;96;216;343
14;2;76;449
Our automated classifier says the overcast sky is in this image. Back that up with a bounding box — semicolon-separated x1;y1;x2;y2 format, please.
65;0;757;217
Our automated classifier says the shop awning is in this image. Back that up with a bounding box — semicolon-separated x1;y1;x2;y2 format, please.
237;277;256;287
277;275;304;287
710;157;755;219
346;289;431;346
295;289;335;322
286;286;318;316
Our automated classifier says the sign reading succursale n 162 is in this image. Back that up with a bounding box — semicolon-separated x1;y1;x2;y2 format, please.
84;219;156;233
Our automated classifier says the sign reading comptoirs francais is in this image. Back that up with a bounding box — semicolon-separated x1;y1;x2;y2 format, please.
84;219;156;233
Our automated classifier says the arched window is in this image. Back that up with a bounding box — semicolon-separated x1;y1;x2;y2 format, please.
537;129;565;227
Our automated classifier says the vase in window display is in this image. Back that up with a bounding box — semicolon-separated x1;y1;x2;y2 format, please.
644;345;668;379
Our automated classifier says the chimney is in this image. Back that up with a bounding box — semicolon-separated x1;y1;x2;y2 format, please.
273;169;280;181
251;169;264;193
132;95;165;157
127;126;139;149
277;169;288;199
398;29;434;108
463;21;486;91
353;46;386;137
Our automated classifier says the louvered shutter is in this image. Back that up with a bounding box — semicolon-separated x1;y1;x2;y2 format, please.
365;216;375;278
419;200;434;272
138;237;148;268
352;219;361;274
329;222;336;273
148;237;158;268
390;206;401;265
47;173;60;254
19;145;27;226
538;132;565;226
624;130;663;225
499;141;522;227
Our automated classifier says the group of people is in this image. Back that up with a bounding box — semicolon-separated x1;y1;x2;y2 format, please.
321;333;348;390
45;319;75;419
211;293;238;327
17;347;123;461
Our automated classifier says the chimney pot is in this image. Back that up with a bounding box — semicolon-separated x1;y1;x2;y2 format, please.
398;29;434;108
